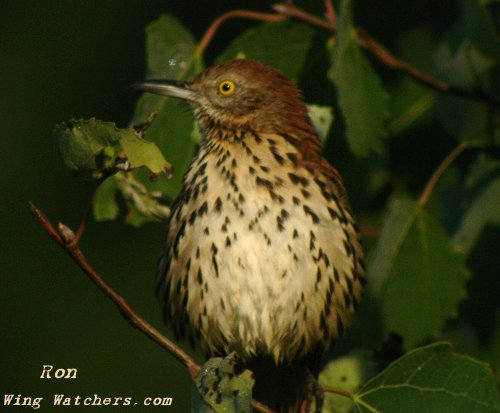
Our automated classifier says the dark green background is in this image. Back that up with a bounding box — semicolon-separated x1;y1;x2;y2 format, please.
2;1;498;412
0;2;271;411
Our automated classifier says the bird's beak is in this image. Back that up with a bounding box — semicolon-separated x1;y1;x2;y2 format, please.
132;79;195;101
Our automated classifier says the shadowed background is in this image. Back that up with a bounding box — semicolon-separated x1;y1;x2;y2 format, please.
1;1;498;412
0;2;271;411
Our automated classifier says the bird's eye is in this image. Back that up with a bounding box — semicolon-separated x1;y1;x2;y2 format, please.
218;80;235;95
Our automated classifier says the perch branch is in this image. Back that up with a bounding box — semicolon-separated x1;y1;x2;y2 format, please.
30;202;277;413
29;202;200;379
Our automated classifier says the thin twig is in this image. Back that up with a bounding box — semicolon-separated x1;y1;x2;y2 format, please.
197;10;286;55
30;202;277;413
195;3;499;107
272;3;334;30
323;0;336;27
323;385;354;398
252;400;277;413
418;141;473;206
30;202;200;377
355;29;500;107
70;182;101;246
195;2;499;106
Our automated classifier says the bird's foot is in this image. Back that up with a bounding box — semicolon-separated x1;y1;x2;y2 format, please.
304;371;324;413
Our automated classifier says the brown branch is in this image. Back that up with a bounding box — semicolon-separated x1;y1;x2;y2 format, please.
30;202;276;413
354;29;500;107
194;3;499;107
272;3;500;108
323;0;337;27
273;4;334;30
29;202;201;378
69;182;101;246
197;10;286;55
252;400;277;413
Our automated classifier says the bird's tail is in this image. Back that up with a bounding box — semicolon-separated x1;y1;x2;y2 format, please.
246;356;321;413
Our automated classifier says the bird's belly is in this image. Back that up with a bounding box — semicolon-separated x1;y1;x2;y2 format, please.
164;184;354;362
160;138;363;363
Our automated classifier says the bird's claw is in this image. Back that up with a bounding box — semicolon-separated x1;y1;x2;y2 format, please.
305;371;324;413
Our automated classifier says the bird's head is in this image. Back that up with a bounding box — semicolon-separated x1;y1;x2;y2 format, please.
134;59;315;137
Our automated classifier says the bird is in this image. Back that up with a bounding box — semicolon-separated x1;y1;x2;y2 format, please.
134;59;365;412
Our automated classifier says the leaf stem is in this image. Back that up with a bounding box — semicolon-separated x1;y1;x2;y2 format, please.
418;141;473;207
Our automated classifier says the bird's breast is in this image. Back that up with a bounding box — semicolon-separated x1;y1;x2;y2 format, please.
159;132;364;363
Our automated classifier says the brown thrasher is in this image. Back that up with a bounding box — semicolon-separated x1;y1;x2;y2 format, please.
135;59;365;412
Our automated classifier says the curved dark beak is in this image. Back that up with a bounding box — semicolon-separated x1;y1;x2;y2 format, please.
132;80;195;101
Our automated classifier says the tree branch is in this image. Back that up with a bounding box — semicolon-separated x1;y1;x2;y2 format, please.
30;202;277;413
29;202;201;378
196;10;286;55
196;3;499;107
354;29;500;107
323;0;337;27
273;3;334;30
272;3;500;108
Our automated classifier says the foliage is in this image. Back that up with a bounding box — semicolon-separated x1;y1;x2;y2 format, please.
192;354;254;413
53;0;500;411
352;342;500;413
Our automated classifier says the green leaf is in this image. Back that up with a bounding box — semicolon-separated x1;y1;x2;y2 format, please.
329;0;389;157
354;342;500;412
54;118;170;178
145;14;200;80
388;29;437;136
94;14;201;226
434;41;496;89
449;0;500;59
131;14;201;200
192;354;254;413
120;128;170;174
93;171;172;226
115;172;170;227
55;118;120;177
454;156;500;255
307;104;334;142
217;21;316;81
93;176;119;221
368;194;470;349
433;0;500;142
320;351;376;413
433;41;496;142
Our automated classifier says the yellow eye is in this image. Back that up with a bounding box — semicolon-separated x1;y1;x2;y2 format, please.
218;80;235;95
